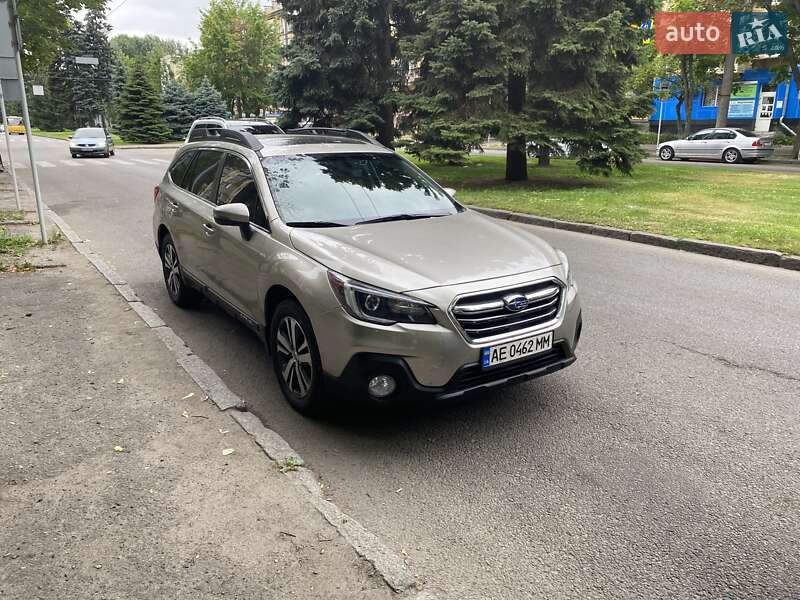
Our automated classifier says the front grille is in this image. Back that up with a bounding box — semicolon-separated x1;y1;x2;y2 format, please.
451;279;563;342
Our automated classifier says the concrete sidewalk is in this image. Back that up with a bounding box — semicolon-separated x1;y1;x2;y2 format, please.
0;182;395;598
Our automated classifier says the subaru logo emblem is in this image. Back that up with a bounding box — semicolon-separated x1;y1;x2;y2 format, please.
503;294;529;312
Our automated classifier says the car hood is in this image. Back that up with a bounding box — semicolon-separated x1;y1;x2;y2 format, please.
289;210;560;292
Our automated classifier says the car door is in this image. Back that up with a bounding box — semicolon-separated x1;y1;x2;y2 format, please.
169;149;225;286
682;131;712;158
205;152;270;321
706;130;734;159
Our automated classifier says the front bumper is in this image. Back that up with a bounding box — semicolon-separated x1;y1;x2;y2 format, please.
71;146;108;155
332;335;579;402
312;267;582;399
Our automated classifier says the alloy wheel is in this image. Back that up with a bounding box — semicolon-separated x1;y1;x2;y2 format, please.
724;149;739;164
659;147;673;160
162;242;182;299
275;316;313;396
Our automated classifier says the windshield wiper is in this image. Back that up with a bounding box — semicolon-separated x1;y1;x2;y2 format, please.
285;221;348;228
356;213;445;225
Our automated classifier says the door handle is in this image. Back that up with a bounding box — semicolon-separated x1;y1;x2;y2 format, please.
203;223;216;235
167;199;179;209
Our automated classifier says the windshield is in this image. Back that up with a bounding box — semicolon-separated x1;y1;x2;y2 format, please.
262;153;459;226
6;117;22;125
74;127;105;138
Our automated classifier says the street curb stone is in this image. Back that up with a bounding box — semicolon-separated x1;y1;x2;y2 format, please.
44;198;422;595
471;206;798;271
779;255;800;271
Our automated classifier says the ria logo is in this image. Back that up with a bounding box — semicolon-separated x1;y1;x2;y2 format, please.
503;294;529;313
656;11;787;56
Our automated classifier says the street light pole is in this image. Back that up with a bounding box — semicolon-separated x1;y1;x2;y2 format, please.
656;99;664;147
0;82;21;210
10;0;47;242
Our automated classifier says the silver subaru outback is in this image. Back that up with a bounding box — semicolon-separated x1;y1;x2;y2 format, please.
153;129;582;415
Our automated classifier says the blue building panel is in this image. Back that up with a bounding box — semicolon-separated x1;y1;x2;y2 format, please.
650;68;800;128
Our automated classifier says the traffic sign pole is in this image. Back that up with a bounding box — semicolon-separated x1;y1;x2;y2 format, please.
0;82;21;210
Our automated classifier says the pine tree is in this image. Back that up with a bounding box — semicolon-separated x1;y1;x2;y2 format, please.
162;79;195;139
190;77;228;119
271;0;404;145
116;63;171;143
71;9;113;126
404;0;655;177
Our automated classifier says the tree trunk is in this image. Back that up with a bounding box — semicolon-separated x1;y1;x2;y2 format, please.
715;53;735;128
375;1;395;147
505;70;527;181
680;55;694;135
537;147;550;166
675;96;685;136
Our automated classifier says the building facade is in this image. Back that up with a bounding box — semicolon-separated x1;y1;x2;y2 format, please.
650;68;799;134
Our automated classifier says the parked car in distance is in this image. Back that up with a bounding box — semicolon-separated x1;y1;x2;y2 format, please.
69;127;115;158
185;117;284;142
657;128;774;164
6;116;25;135
153;129;582;416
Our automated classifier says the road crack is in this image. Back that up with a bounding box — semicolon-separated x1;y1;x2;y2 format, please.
661;340;800;384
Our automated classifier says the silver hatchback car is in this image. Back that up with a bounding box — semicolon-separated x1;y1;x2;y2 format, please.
657;127;774;164
153;129;582;415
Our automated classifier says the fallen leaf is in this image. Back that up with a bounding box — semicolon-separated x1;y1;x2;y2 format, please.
181;392;195;400
116;378;124;385
222;448;236;456
113;446;124;453
401;549;408;556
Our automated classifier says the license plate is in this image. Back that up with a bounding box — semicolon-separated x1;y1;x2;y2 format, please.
481;331;553;368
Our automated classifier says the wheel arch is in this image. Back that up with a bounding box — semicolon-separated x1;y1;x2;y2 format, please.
265;285;301;337
156;224;171;253
722;146;742;162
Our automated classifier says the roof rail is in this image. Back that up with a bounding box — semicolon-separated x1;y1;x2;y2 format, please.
286;127;384;147
187;127;264;154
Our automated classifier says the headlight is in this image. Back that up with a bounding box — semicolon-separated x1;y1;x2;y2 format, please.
327;271;436;325
555;249;575;288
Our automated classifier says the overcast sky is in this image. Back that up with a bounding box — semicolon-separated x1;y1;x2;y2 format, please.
105;0;210;42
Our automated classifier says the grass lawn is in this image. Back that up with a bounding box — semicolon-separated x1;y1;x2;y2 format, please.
415;156;800;255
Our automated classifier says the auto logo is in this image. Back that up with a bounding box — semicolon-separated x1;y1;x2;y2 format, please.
503;294;529;312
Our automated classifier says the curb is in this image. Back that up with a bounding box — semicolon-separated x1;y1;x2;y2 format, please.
471;206;800;272
42;204;424;596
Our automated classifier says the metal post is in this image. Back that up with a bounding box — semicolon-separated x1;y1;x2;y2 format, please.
10;0;46;242
656;99;664;147
0;83;21;210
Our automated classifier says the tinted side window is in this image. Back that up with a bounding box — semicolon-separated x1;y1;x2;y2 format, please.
184;150;223;201
218;154;268;228
169;151;196;189
711;131;735;140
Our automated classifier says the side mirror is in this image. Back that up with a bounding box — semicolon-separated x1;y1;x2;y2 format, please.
214;203;250;226
444;187;457;197
214;203;253;240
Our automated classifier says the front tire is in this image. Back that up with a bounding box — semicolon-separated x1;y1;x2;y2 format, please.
723;148;741;164
659;146;674;161
160;234;198;308
270;300;326;416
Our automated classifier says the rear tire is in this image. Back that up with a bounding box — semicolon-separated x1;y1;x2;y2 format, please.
723;148;741;164
71;153;77;158
160;234;199;308
270;299;326;416
659;146;674;161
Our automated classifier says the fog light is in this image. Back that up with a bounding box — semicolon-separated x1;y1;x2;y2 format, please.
368;375;396;398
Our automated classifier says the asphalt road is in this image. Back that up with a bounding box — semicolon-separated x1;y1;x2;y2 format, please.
10;135;800;599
